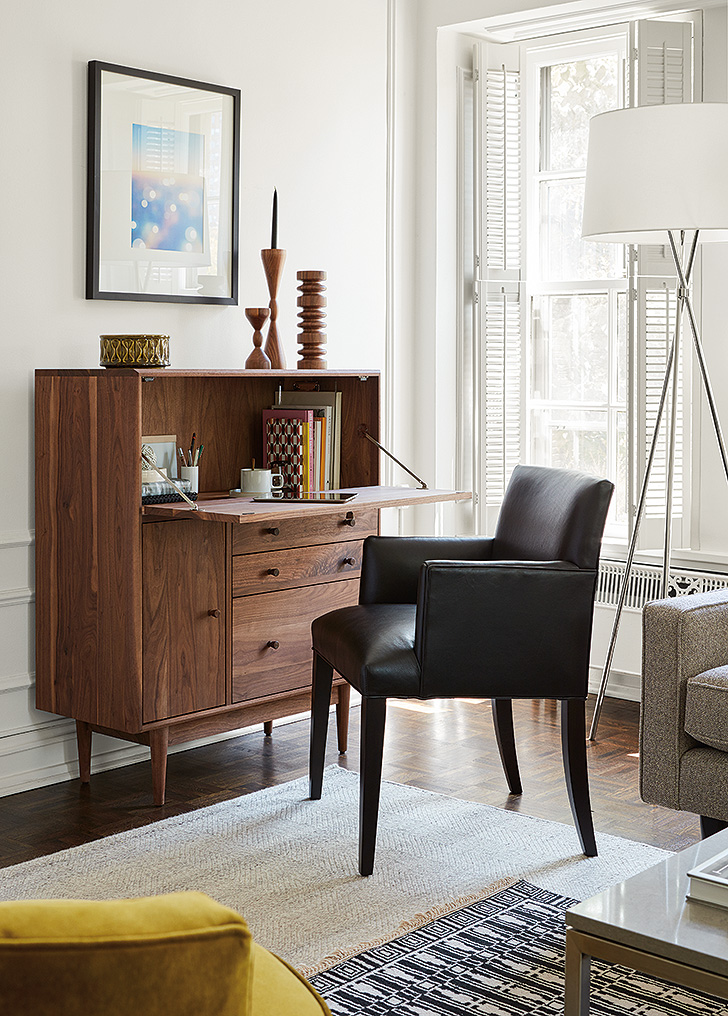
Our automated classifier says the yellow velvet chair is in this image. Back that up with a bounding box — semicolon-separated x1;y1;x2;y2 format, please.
0;891;330;1016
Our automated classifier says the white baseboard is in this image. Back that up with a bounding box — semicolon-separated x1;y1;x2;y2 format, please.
588;666;640;703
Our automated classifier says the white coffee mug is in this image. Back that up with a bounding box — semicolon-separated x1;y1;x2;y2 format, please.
240;467;284;496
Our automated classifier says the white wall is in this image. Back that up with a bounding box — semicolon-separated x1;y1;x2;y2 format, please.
0;0;388;796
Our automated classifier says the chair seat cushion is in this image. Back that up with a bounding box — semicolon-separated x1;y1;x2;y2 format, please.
311;603;420;697
685;666;728;752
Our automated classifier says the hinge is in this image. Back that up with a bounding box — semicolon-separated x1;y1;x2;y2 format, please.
473;288;480;305
630;287;637;302
475;253;481;268
473;491;480;505
474;68;480;82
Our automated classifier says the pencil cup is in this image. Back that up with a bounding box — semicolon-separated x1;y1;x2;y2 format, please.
180;466;199;494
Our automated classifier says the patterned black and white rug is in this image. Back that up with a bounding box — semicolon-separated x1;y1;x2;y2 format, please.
310;880;725;1015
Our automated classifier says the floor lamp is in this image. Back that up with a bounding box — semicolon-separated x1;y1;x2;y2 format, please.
581;102;728;739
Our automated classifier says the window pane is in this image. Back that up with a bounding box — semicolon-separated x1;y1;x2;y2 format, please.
531;294;609;402
543;56;619;172
614;410;628;525
529;407;608;476
541;179;622;280
616;290;627;404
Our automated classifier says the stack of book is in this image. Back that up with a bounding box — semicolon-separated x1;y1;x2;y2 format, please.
686;846;728;908
262;391;342;495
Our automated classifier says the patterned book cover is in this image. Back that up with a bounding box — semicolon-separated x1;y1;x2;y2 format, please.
262;408;314;491
265;417;305;496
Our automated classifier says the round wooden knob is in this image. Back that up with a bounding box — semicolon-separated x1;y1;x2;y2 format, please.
267;640;280;650
268;527;280;536
268;568;280;576
343;557;356;567
208;608;221;618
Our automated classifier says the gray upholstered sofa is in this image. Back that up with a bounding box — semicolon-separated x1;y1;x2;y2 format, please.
640;587;728;838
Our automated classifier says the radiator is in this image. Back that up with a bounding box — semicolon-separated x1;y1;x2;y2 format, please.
596;559;728;610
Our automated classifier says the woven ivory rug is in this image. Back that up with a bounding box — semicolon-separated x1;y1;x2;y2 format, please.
0;766;670;974
310;881;725;1015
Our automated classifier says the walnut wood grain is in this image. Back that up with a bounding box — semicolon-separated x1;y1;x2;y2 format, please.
34;372;142;729
232;540;363;596
232;580;359;702
142;519;226;723
231;508;378;554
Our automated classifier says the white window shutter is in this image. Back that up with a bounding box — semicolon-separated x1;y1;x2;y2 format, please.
631;18;693;549
474;43;523;525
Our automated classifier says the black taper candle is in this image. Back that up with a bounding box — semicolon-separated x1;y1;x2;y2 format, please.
271;188;278;249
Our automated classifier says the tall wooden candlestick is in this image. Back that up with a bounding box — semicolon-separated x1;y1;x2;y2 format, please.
261;248;287;369
296;270;327;369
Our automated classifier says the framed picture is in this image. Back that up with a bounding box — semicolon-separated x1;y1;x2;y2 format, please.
141;434;178;479
87;60;240;305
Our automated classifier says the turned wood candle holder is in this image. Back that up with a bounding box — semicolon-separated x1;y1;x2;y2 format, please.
245;308;271;369
296;270;327;369
261;248;287;369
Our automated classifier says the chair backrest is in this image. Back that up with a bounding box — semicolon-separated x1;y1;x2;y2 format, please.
492;464;614;570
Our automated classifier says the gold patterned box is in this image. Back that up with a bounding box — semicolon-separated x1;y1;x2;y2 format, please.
100;334;170;368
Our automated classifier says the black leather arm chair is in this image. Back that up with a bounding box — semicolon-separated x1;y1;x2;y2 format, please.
309;464;614;875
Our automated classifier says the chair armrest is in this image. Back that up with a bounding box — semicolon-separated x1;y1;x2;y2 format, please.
640;588;728;810
414;560;597;698
358;536;495;604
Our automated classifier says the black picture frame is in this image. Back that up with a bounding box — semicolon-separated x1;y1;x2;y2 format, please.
86;60;240;305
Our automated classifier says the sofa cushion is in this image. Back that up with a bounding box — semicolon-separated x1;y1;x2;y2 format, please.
685;666;728;752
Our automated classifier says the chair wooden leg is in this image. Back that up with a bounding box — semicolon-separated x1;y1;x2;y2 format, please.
492;698;522;795
701;815;728;839
561;699;597;857
336;683;351;754
359;697;387;877
309;652;334;800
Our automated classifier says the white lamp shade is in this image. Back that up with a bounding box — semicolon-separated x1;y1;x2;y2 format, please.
582;103;728;244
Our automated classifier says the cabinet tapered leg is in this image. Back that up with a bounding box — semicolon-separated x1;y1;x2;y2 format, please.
263;721;273;736
336;683;351;754
150;727;169;806
76;721;92;784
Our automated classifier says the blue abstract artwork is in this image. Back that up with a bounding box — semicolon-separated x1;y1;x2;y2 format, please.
131;124;205;253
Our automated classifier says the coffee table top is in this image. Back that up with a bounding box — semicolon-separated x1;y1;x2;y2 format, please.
566;828;728;975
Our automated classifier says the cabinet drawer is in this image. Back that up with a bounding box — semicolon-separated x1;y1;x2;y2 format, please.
231;507;378;554
232;580;358;702
233;540;362;596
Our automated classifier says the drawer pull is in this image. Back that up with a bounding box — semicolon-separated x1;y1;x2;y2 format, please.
342;512;356;527
267;527;280;536
267;568;280;577
266;640;280;650
343;557;356;567
208;608;221;618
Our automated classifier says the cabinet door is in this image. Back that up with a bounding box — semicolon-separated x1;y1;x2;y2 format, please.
142;519;226;723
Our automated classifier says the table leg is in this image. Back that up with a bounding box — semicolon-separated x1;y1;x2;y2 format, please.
564;928;591;1016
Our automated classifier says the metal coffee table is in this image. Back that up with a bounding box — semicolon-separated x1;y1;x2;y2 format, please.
565;827;728;1013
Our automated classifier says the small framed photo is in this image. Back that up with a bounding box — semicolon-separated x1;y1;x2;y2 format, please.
87;61;240;305
141;434;178;479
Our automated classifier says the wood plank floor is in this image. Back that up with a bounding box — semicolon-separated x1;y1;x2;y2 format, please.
0;695;701;870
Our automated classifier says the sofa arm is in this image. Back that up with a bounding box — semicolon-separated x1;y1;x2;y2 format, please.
640;588;728;810
358;535;495;604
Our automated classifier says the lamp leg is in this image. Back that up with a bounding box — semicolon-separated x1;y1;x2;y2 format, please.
589;326;678;740
668;230;728;487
